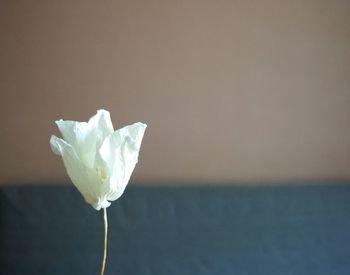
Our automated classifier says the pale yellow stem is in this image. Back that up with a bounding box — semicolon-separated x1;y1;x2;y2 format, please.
100;207;108;275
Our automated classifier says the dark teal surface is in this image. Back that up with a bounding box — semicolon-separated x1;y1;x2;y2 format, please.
1;183;350;274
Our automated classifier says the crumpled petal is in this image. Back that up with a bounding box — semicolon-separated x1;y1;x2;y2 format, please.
88;109;114;147
50;135;111;210
55;110;114;168
98;122;147;201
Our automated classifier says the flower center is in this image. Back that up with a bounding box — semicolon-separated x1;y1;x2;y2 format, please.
96;167;107;183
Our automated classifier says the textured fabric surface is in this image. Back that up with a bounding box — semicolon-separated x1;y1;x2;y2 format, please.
1;183;350;275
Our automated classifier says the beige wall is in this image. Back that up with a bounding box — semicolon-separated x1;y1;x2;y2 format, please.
1;0;350;185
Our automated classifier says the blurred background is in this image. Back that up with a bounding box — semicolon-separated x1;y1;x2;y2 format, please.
1;0;350;184
1;2;350;275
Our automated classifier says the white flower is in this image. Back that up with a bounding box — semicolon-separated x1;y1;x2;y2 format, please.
50;109;147;210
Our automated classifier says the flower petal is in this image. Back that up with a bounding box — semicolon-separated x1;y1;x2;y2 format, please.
88;109;114;144
55;109;114;168
50;135;110;210
98;122;147;201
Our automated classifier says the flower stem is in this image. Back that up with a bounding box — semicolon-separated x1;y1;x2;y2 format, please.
100;207;108;275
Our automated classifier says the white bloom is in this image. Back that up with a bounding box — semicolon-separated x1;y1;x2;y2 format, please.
50;109;147;210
